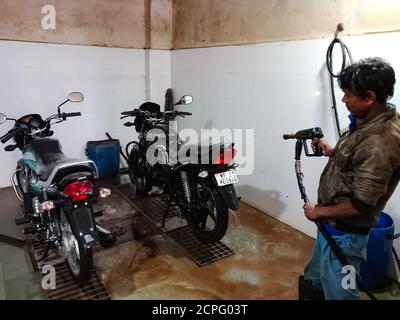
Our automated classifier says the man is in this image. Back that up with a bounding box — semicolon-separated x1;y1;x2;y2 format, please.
303;57;400;299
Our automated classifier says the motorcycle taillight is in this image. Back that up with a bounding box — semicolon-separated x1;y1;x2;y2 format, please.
63;180;94;202
214;148;236;165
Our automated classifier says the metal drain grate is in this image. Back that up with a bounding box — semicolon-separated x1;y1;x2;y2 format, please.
167;226;235;267
132;195;182;226
26;235;111;300
115;184;235;267
46;263;111;300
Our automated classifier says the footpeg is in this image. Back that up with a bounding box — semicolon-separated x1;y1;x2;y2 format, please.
15;217;32;225
23;225;40;234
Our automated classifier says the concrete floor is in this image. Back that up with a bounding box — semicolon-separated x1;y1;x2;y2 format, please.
0;179;400;300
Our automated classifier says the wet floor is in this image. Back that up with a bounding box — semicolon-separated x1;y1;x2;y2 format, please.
92;181;315;300
0;179;400;300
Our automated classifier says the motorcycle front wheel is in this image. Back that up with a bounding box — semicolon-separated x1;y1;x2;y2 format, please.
60;208;93;287
128;149;152;197
186;182;229;244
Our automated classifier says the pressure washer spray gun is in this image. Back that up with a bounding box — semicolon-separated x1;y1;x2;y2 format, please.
283;127;324;158
283;127;324;203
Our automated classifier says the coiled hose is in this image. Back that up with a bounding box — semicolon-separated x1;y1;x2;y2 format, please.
326;24;354;137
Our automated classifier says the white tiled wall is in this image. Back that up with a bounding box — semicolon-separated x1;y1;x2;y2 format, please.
172;32;400;280
0;41;171;187
146;50;172;106
1;33;400;280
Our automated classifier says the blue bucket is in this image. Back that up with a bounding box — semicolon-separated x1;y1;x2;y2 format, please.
86;139;120;178
360;212;394;290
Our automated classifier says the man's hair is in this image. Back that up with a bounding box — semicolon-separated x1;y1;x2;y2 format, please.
338;57;396;104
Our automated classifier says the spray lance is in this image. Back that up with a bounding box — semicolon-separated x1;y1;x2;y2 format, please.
283;127;377;300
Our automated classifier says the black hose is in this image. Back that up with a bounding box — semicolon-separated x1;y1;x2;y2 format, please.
296;157;377;300
326;37;354;138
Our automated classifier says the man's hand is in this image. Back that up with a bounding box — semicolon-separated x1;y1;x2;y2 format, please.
312;138;334;157
303;200;360;221
303;203;321;221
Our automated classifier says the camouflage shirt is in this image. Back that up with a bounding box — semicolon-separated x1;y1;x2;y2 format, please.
318;108;400;230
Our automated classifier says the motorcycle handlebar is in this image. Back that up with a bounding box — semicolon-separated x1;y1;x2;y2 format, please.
64;112;81;118
177;111;192;116
121;109;140;116
0;128;19;144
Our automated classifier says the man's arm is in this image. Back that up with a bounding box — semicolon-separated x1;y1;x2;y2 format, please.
303;200;360;221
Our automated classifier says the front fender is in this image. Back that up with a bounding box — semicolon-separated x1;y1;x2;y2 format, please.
64;206;98;248
217;184;240;210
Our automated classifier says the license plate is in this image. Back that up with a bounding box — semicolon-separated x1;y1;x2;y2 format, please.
214;170;238;187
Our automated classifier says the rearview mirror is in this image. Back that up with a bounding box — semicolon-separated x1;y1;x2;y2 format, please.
178;95;193;105
0;113;7;124
68;92;84;103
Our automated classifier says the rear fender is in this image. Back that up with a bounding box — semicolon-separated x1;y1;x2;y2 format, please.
64;206;98;248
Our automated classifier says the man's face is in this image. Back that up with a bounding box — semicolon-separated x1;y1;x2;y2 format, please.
341;89;375;118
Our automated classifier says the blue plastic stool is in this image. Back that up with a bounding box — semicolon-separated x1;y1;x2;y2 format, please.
360;212;394;290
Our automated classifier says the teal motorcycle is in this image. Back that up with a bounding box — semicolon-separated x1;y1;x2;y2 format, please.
0;92;113;286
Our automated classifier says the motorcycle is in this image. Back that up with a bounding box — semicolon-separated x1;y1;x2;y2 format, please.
0;92;114;286
120;95;240;244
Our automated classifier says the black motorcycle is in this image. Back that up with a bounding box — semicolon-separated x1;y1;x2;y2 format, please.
0;92;114;286
120;95;240;244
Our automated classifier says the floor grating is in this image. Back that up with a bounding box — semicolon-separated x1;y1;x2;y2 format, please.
26;234;111;300
46;263;110;300
115;184;235;267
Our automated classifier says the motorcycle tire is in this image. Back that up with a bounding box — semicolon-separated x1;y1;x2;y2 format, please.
60;209;93;287
128;149;152;197
66;243;93;287
187;183;229;244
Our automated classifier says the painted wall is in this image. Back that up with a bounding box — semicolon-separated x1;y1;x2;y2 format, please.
173;0;400;48
0;0;173;49
151;0;173;49
171;32;400;279
0;40;171;188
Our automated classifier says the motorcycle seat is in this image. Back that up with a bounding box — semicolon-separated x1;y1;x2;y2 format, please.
23;139;90;182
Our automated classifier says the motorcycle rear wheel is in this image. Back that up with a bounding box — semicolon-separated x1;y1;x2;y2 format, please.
187;182;229;244
60;209;93;287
